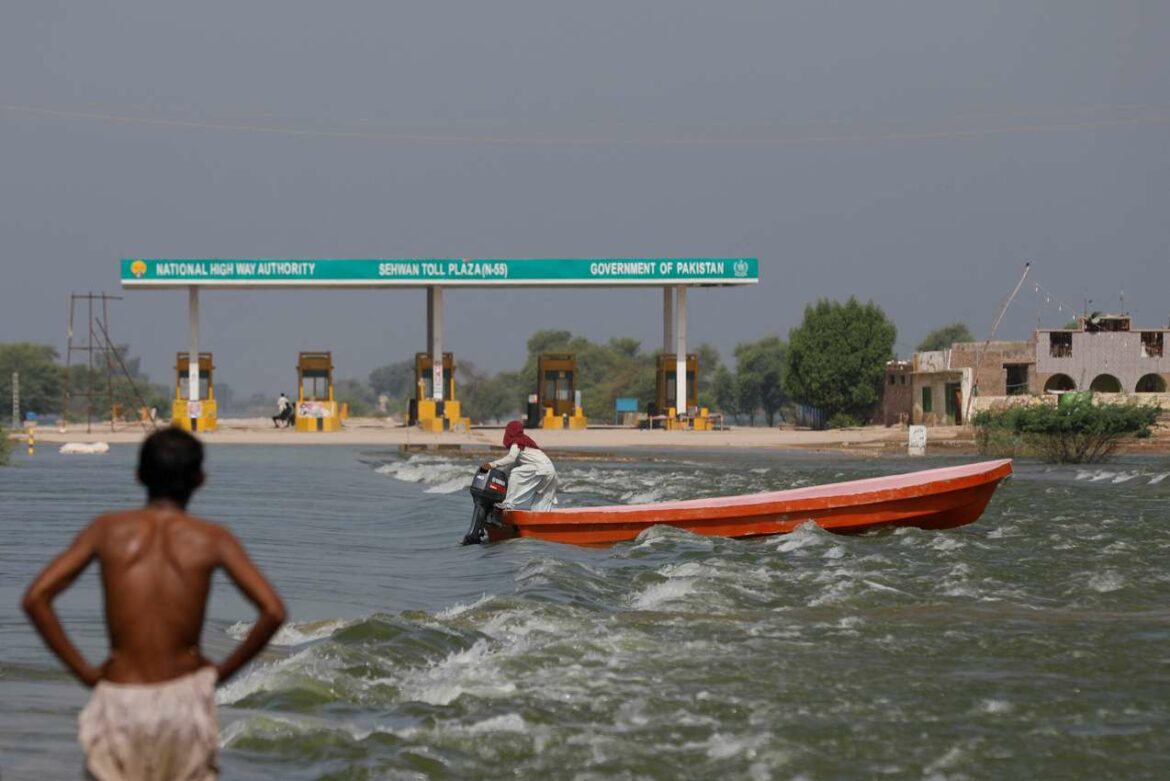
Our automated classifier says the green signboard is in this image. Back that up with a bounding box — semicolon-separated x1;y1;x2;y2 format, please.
121;258;758;287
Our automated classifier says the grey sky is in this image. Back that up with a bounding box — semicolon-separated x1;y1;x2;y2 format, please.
2;1;1167;396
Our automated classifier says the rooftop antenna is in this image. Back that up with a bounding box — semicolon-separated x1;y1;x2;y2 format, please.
965;262;1031;423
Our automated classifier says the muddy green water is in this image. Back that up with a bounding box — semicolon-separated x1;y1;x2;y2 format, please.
2;445;1168;780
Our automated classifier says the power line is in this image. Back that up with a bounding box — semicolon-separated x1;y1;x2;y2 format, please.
3;103;1168;148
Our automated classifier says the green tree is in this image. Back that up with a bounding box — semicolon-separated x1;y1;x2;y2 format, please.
334;378;378;417
735;369;762;425
711;365;739;422
0;343;63;418
0;426;11;465
368;359;416;399
785;298;897;427
916;322;975;352
735;337;787;426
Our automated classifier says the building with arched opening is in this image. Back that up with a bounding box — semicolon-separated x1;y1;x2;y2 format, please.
1035;315;1170;395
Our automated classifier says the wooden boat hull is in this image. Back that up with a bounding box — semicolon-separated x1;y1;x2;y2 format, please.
487;459;1013;546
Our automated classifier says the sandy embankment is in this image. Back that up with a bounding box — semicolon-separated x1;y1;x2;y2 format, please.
23;417;979;456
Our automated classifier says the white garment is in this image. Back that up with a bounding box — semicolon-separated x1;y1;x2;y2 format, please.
79;667;218;780
489;444;558;510
277;395;290;413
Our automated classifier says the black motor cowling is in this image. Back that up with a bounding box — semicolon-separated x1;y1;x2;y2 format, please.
463;467;508;545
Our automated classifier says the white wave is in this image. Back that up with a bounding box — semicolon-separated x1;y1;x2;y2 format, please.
424;476;472;494
1150;472;1169;484
227;618;349;646
374;455;470;487
216;647;328;706
467;713;528;734
1087;570;1126;593
822;545;846;560
621;488;666;504
1111;472;1139;484
776;521;829;552
979;699;1014;715
630;578;697;610
929;536;965;552
395;639;518;706
435;594;492;619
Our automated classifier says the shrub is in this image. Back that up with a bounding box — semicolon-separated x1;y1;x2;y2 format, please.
0;426;11;466
973;399;1160;463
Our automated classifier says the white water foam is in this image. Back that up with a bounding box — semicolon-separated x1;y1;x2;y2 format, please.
776;522;830;553
375;455;469;489
630;578;697;610
227;618;350;646
1087;570;1126;593
216;647;331;706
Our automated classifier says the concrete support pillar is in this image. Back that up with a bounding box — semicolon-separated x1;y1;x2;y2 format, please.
426;288;434;353
187;286;200;411
663;287;674;352
429;285;444;400
675;285;687;416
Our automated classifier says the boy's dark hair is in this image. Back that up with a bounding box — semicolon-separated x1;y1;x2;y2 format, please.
137;428;204;506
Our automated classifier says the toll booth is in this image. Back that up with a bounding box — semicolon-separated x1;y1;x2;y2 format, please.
655;353;713;430
173;352;217;432
295;351;343;432
537;353;587;429
411;352;470;432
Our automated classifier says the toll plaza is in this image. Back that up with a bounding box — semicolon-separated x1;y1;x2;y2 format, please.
295;351;344;432
120;258;759;431
173;352;216;432
537;353;586;429
410;352;470;431
656;353;713;430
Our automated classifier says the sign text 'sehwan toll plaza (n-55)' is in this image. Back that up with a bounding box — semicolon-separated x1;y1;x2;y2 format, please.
120;258;759;427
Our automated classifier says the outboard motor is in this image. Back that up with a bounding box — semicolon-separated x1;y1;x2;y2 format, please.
463;466;508;545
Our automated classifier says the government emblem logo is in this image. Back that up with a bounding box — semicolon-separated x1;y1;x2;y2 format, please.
733;259;749;277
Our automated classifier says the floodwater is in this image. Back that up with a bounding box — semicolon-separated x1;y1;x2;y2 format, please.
2;444;1169;780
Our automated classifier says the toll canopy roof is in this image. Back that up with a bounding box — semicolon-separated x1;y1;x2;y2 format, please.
121;258;758;288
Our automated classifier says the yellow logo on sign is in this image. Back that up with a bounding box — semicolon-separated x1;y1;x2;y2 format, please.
130;260;148;278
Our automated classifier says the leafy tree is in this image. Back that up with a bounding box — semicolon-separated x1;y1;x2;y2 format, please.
785;298;897;427
0;426;11;465
735;337;787;426
735;369;762;425
711;365;739;422
916;322;975;352
334;378;378;417
368;360;416;399
0;343;63;418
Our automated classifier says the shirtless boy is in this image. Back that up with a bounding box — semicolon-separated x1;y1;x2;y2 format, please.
22;427;286;780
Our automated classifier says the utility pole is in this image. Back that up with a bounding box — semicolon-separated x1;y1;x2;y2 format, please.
966;262;1031;424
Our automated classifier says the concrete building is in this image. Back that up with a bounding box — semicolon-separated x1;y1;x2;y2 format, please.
947;340;1035;397
880;360;913;426
1034;315;1170;394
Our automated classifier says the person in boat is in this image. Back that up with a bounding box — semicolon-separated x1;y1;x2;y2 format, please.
480;420;558;511
22;427;286;780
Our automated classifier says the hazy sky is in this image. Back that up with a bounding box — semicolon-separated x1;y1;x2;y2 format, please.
3;1;1167;395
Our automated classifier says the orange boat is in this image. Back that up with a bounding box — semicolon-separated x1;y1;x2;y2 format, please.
486;459;1013;546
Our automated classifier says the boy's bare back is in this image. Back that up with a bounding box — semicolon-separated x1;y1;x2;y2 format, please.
99;507;280;683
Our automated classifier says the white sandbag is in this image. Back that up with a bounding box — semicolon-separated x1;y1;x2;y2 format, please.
59;442;111;455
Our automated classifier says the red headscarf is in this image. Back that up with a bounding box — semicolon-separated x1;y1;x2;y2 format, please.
503;420;540;450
